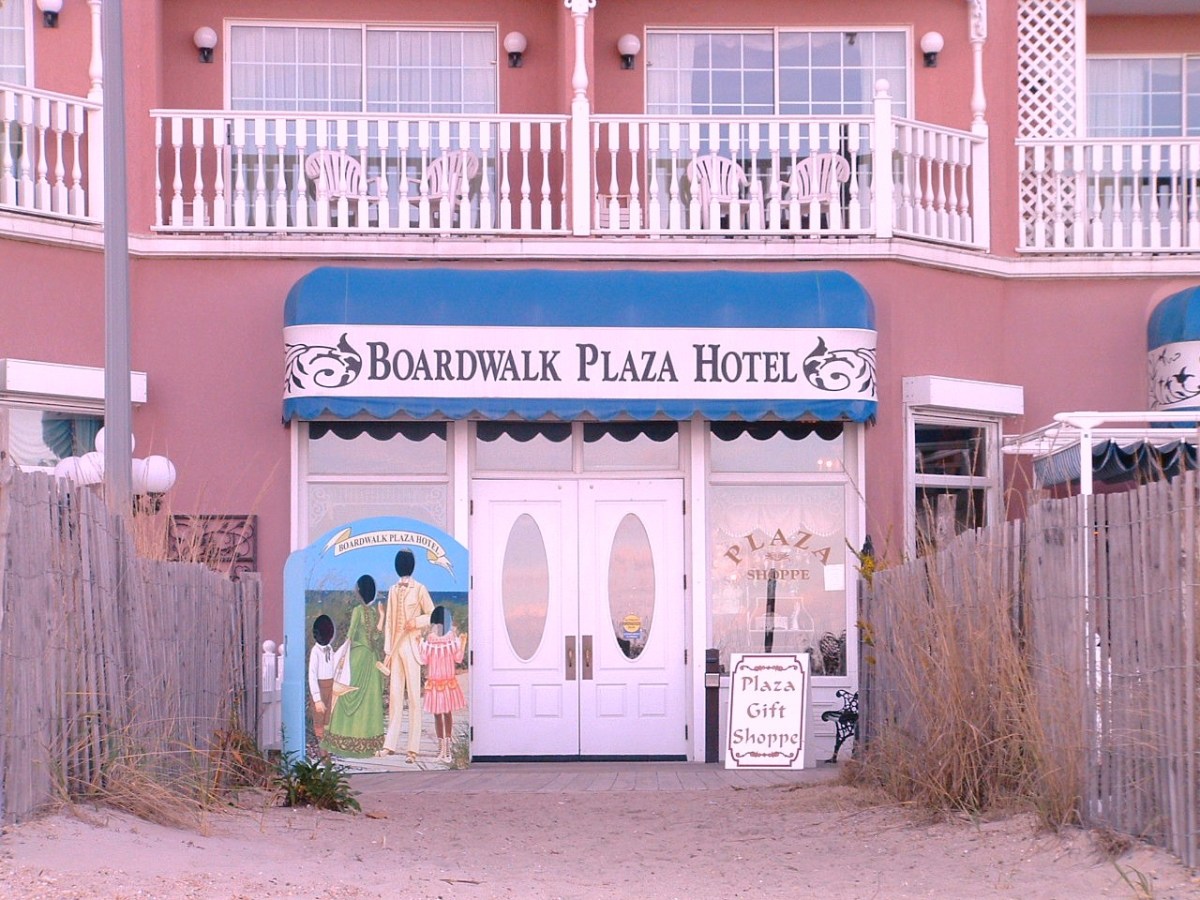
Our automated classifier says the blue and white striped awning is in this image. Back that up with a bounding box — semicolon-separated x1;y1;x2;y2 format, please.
283;267;877;422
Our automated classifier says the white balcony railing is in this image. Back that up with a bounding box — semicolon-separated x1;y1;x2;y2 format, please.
1020;138;1200;253
151;112;569;234
0;83;99;223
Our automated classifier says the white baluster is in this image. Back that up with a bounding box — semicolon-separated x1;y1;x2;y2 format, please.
1187;143;1200;249
538;121;551;231
212;117;228;228
335;118;351;230
847;124;863;232
1128;144;1143;250
476;123;492;230
170;115;185;226
558;121;569;230
646;122;662;234
519;120;532;230
69;104;84;217
604;121;620;232
152;115;163;227
497;123;512;231
18;94;34;210
51;100;67;214
272;117;288;230
416;119;431;229
1167;143;1182;250
627;123;641;233
934;133;948;239
311;118;329;228
192;116;206;227
233;117;248;228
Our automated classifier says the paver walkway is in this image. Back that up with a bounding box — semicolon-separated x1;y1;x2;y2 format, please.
355;760;841;795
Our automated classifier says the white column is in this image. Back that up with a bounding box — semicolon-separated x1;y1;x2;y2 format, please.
967;0;990;250
872;79;894;239
87;0;104;217
566;0;595;236
968;0;988;134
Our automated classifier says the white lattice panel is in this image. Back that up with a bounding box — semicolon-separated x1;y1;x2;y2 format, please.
1017;0;1079;140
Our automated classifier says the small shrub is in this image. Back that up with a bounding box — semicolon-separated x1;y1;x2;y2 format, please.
274;754;360;812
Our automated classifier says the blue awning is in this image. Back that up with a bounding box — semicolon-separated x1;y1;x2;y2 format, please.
283;267;877;422
1034;439;1198;487
1148;285;1200;413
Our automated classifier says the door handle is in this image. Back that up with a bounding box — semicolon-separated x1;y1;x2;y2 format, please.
582;634;593;681
565;635;577;680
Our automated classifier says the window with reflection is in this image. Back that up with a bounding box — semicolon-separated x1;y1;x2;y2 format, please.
502;513;550;661
474;422;572;471
0;406;102;468
309;421;447;474
583;422;678;472
709;483;848;676
608;513;656;659
711;421;843;473
910;416;999;555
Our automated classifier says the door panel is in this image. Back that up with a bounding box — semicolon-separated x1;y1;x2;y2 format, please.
579;480;686;756
472;478;685;758
471;481;578;757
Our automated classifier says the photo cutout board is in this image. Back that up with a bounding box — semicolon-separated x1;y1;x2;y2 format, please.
283;517;469;772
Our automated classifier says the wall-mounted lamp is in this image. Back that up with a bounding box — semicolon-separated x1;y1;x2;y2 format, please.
617;34;641;70
36;0;63;28
920;31;944;68
53;428;178;515
503;31;527;68
193;26;218;64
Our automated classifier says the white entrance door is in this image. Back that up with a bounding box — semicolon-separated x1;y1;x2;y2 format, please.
471;479;687;758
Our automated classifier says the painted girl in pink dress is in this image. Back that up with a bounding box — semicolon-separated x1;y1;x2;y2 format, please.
419;605;467;764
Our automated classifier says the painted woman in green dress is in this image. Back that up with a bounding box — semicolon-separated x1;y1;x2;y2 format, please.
321;575;386;757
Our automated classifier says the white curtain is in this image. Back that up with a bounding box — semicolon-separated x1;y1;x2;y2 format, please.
1088;57;1183;137
0;0;27;86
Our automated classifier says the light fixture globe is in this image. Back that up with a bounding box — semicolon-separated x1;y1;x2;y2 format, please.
93;427;135;456
53;456;86;483
78;451;105;485
140;455;177;495
193;26;218;63
36;0;62;28
617;33;641;70
503;31;527;68
920;31;945;68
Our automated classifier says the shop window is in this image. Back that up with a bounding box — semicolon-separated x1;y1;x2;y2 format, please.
646;29;908;117
708;422;853;677
308;421;447;475
303;421;451;540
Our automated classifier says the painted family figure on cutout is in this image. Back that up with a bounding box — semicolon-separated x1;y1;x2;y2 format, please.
286;517;470;772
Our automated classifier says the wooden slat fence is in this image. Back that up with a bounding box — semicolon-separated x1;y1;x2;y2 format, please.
0;469;261;824
862;474;1200;868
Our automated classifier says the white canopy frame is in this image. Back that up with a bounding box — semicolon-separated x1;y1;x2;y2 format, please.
1004;410;1200;496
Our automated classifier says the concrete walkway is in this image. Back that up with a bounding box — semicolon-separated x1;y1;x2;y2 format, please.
352;760;842;794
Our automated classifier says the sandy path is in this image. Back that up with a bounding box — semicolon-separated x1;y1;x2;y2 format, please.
1;780;1198;899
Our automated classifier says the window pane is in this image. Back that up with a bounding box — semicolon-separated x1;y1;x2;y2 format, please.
914;424;987;477
307;482;449;541
2;408;102;467
608;514;655;660
0;0;27;85
711;422;843;473
710;484;848;675
502;514;550;661
308;422;447;475
582;423;678;471
914;487;985;553
1088;57;1183;138
475;423;572;471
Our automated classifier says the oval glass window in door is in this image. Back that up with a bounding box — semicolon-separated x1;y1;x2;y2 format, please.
608;513;655;660
501;513;550;661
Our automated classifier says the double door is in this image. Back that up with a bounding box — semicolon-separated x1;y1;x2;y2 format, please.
471;479;687;758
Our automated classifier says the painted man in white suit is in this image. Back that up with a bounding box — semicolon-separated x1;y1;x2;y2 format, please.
376;548;433;763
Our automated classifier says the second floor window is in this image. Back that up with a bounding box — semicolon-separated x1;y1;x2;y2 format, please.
646;30;908;118
229;24;498;114
1087;56;1200;138
0;0;27;86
